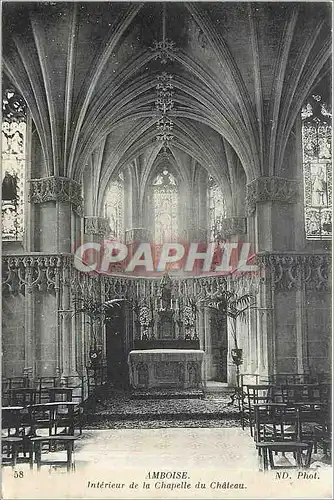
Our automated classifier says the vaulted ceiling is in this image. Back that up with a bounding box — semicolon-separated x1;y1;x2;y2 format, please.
3;2;331;200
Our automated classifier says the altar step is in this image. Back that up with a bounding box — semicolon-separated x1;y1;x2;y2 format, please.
85;407;239;425
130;388;205;400
130;383;233;399
205;381;234;393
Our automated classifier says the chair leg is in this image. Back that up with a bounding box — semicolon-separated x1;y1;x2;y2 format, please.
35;443;42;470
305;444;313;468
296;449;302;468
263;448;269;471
12;444;18;468
66;443;73;472
268;449;275;469
29;442;34;470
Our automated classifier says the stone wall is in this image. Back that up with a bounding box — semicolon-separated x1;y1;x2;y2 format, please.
2;294;25;377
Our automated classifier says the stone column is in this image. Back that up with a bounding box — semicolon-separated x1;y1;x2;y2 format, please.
246;176;302;377
28;178;83;381
246;176;301;253
29;176;83;253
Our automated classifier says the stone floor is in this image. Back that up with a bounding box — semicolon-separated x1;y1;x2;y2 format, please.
2;388;332;498
84;387;241;428
2;427;332;499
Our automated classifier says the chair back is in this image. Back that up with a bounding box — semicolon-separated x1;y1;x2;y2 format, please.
246;385;275;407
48;388;73;403
254;403;297;443
277;384;322;404
28;404;56;436
10;388;37;407
268;373;312;385
2;408;22;437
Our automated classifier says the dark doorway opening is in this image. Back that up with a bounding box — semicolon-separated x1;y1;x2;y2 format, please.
211;310;228;382
105;306;128;389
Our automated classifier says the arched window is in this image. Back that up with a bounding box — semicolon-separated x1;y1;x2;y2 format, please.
302;93;332;240
208;175;226;242
152;168;178;243
2;88;26;241
104;174;124;239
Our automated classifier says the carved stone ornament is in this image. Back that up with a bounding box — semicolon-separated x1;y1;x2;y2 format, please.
246;177;301;215
219;217;246;237
84;216;111;237
125;228;152;244
28;176;83;217
257;252;331;292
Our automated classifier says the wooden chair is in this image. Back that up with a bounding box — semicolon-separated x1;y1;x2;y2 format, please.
243;385;275;436
276;384;322;404
256;442;312;471
294;402;331;453
29;404;77;472
254;403;313;471
47;387;73;403
2;407;33;469
9;388;38;407
268;373;313;385
34;377;58;404
254;403;297;443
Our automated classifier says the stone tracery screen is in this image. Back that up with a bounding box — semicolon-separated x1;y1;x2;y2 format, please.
208;175;226;242
152;169;178;244
302;94;332;240
2;89;27;241
104;175;124;239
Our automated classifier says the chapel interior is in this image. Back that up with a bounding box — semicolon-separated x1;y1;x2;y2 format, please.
1;1;332;476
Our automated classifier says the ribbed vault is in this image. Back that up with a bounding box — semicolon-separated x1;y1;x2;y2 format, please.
2;2;331;208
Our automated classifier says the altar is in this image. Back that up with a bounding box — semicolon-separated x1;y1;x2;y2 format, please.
128;349;205;390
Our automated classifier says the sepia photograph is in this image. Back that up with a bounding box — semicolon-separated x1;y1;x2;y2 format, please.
1;1;332;498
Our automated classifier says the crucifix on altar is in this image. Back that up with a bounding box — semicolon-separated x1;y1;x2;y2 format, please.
157;271;175;339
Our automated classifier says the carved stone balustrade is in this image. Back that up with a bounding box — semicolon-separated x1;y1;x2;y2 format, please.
2;254;73;294
257;252;331;291
4;252;328;299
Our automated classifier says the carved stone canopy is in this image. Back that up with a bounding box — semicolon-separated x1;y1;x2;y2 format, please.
246;176;301;216
28;176;83;217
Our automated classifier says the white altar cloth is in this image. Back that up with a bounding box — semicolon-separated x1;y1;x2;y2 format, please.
128;349;204;390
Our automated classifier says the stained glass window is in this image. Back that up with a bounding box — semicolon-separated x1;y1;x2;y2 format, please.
208;175;226;241
153;169;178;244
302;94;332;240
2;88;26;241
104;174;124;239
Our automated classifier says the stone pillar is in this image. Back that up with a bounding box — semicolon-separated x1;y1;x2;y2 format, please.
28;178;83;381
29;176;83;253
246;176;301;253
245;176;302;377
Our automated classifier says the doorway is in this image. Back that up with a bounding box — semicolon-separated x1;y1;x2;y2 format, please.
105;306;128;389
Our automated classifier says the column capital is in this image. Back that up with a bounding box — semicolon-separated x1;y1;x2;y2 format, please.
218;217;246;237
246;176;301;216
125;228;151;244
28;176;83;216
84;216;111;237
